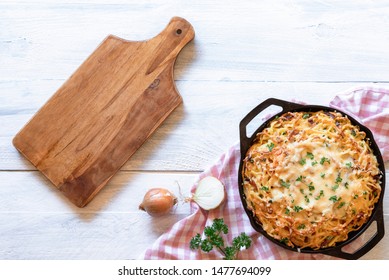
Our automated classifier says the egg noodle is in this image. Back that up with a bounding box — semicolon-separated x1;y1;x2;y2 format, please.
242;110;381;249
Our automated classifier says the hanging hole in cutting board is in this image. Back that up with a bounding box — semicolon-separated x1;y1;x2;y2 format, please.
176;29;182;35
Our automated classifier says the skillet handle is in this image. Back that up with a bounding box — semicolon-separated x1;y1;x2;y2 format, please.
239;98;303;156
322;203;385;260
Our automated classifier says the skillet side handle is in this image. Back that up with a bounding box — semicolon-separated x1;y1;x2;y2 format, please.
322;204;385;260
239;98;302;156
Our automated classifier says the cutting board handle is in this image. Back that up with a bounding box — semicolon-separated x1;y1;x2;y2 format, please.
162;16;195;46
138;17;195;74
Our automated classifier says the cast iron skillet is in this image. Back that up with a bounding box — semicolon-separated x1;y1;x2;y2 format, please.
238;98;386;259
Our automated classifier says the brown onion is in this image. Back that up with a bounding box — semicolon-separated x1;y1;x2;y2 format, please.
139;188;178;217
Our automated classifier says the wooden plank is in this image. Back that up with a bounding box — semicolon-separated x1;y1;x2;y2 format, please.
0;170;387;259
0;212;189;259
0;170;194;259
0;170;387;213
1;212;387;259
2;81;388;171
1;1;389;82
0;171;194;213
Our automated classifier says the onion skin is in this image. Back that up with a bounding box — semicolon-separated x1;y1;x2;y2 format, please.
139;188;178;217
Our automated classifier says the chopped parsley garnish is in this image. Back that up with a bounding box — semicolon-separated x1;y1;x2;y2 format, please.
280;238;289;244
337;202;346;209
293;205;303;212
297;224;306;230
311;160;318;166
351;129;357;137
329;195;341;203
296;175;305;182
320;157;331;165
285;208;290;215
280;179;290;189
335;174;342;183
320;173;326;178
345;162;353;168
304;195;310;203
261;186;269;191
332;184;339;191
302;113;310;119
315;190;324;200
308;182;315;191
299;158;306;165
267;142;275;152
345;182;349;189
306;152;314;160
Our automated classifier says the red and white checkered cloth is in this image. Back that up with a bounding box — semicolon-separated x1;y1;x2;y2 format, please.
330;87;389;162
139;87;389;260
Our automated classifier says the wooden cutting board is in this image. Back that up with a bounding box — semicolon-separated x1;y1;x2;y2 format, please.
13;17;195;208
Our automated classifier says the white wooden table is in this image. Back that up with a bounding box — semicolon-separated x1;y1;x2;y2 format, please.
1;0;388;260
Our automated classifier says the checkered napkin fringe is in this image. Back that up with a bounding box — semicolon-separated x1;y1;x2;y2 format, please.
140;87;389;260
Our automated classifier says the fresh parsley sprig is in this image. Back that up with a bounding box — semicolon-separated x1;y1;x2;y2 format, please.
189;218;252;260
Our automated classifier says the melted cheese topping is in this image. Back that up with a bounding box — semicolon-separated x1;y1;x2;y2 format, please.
242;111;381;249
